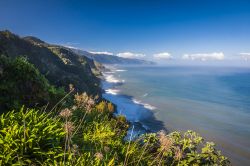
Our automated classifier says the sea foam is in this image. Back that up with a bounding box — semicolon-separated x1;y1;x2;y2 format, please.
105;89;120;95
105;74;123;83
116;69;127;72
132;98;157;110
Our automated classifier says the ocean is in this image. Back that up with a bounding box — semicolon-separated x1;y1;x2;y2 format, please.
102;65;250;166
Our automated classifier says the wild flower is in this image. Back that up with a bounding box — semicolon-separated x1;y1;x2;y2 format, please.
87;98;95;106
59;108;72;118
107;102;114;113
158;130;173;152
174;147;183;160
74;92;88;108
74;92;95;112
86;98;94;110
94;152;103;160
64;121;75;134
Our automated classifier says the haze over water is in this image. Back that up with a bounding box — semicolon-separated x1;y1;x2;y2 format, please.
103;65;250;166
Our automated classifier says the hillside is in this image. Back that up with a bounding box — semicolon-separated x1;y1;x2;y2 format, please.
0;55;65;110
0;30;102;95
71;48;155;65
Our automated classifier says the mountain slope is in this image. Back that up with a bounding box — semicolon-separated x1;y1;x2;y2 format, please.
0;30;102;95
0;55;65;110
72;48;155;65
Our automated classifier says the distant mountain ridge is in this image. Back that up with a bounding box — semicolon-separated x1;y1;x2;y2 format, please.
71;48;155;65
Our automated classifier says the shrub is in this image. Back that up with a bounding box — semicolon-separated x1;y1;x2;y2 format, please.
137;130;230;166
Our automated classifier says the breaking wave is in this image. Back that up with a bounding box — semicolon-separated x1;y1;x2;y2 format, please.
132;98;157;110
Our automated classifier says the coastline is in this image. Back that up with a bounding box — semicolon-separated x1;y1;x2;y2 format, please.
100;65;166;137
100;65;250;165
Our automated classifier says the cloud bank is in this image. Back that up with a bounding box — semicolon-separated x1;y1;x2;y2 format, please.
153;52;172;60
182;52;224;61
117;52;145;59
239;53;250;61
89;51;114;55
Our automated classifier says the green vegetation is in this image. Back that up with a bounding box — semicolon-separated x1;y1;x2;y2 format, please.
0;55;65;110
0;30;101;95
0;107;65;165
0;93;230;165
0;30;230;165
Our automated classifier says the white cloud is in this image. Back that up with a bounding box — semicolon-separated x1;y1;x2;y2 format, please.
153;52;172;60
182;52;224;61
117;52;145;59
64;45;79;49
61;42;80;49
239;53;250;61
89;51;114;55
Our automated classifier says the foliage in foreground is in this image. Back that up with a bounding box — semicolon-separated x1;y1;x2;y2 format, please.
0;93;230;165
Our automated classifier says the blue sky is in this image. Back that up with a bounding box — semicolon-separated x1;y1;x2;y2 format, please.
1;0;250;63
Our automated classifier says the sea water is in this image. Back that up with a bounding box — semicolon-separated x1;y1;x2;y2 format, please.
102;65;250;166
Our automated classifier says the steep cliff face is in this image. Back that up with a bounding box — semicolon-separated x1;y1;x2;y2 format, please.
0;30;102;95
